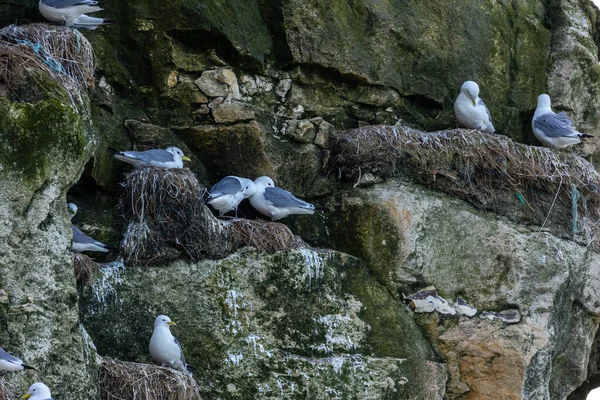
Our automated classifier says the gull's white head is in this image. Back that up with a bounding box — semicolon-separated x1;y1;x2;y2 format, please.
67;203;78;220
460;81;480;104
166;147;191;162
240;179;257;198
154;314;176;329
537;94;551;109
21;382;51;400
254;176;275;191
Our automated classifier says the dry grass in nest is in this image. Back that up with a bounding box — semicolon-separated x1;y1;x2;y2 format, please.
0;23;95;102
118;168;234;266
0;377;15;400
74;253;98;285
335;125;600;249
99;358;201;400
229;219;303;253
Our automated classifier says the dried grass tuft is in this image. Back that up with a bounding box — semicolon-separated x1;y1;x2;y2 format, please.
0;377;16;400
118;168;233;266
99;358;201;400
74;253;98;285
0;23;95;102
229;219;303;253
335;126;600;249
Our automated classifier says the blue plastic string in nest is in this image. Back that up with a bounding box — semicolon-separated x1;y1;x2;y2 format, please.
571;184;580;234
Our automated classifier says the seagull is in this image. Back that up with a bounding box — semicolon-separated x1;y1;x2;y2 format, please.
149;315;193;374
249;176;316;221
39;0;114;30
454;80;495;134
207;176;256;216
67;203;109;253
532;94;593;149
0;347;35;372
20;382;53;400
112;147;191;169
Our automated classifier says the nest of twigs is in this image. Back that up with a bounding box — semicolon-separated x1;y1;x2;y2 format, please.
118;168;234;266
99;358;201;400
335;125;600;249
229;219;303;253
73;253;98;285
0;377;15;400
0;23;95;102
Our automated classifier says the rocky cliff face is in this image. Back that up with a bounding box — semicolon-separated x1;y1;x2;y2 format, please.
1;0;600;399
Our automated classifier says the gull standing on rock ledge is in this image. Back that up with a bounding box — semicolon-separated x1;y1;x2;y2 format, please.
532;94;593;149
454;80;496;134
249;176;316;221
112;147;191;169
207;176;256;216
20;382;53;400
39;0;115;30
149;315;193;374
68;203;110;253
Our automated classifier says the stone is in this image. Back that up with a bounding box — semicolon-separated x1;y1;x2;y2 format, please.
217;69;241;100
239;75;258;96
194;70;230;97
209;99;257;123
281;119;316;143
313;118;335;148
275;78;292;100
167;70;178;88
480;309;521;324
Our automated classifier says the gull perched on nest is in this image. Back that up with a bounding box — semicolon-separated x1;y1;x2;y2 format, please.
39;0;115;30
249;176;316;221
149;315;193;375
454;80;495;134
0;347;34;372
532;94;593;149
68;203;109;253
20;382;53;400
112;147;191;169
207;176;256;216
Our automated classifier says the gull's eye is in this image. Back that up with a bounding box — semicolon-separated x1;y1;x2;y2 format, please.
245;186;249;190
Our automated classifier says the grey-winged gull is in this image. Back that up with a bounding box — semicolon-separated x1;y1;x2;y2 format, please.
207;176;256;216
149;315;192;374
249;176;315;221
20;382;53;400
113;147;191;169
454;81;495;134
532;94;593;149
39;0;114;30
0;347;34;372
68;203;109;253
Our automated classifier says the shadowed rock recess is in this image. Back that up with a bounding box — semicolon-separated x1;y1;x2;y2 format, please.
2;0;600;399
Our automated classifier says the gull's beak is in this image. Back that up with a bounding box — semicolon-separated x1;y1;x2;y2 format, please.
182;156;191;162
20;394;32;400
472;98;477;107
168;321;176;326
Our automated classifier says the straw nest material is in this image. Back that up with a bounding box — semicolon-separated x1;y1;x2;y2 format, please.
118;168;305;265
335;125;600;249
0;23;95;102
74;253;98;285
229;219;303;253
119;167;233;266
99;358;201;400
0;377;15;400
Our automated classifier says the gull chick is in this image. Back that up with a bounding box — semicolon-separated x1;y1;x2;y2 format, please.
149;315;192;374
532;94;593;149
112;147;191;169
39;0;114;30
249;176;315;221
207;176;256;216
454;80;495;134
20;382;53;400
0;347;35;372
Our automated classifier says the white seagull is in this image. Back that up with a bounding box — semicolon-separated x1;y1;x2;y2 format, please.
0;347;34;372
249;176;316;221
149;315;192;374
20;382;53;400
112;147;191;169
207;176;256;216
454;80;495;134
39;0;114;30
532;94;593;149
67;203;109;253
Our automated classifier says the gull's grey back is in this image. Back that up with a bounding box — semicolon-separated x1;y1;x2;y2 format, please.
264;187;312;208
209;177;242;197
534;112;574;137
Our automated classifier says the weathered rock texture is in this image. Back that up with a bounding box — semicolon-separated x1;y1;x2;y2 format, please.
2;0;600;398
